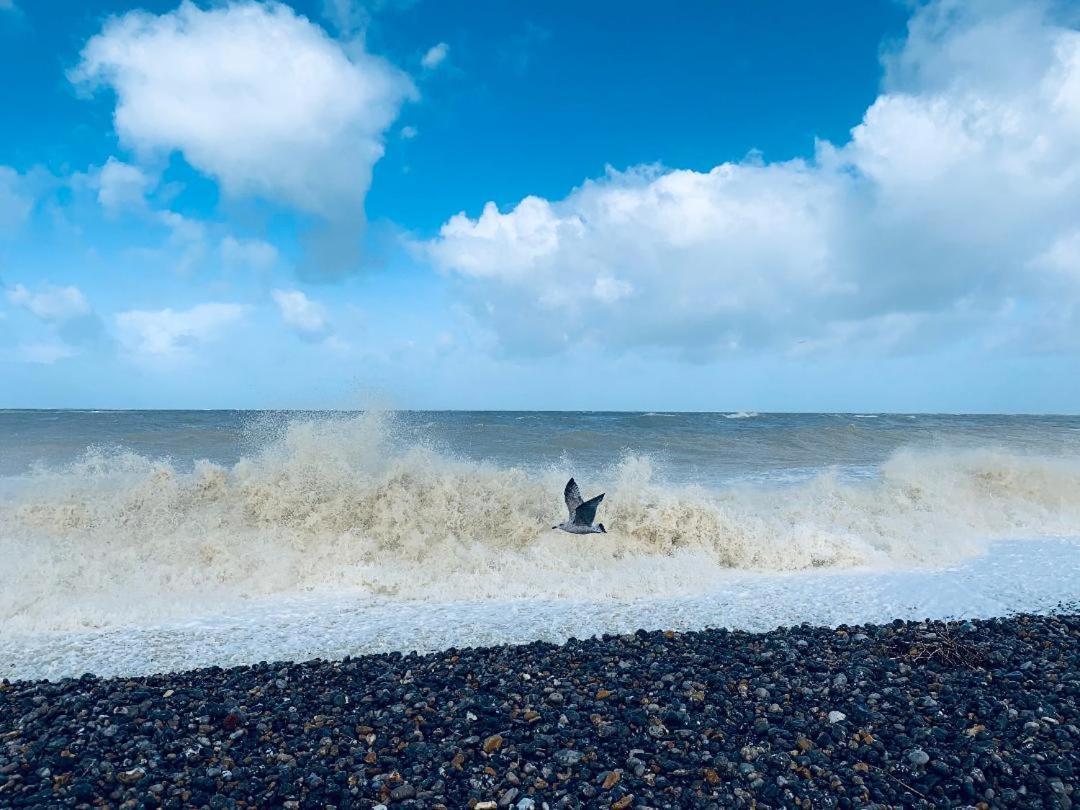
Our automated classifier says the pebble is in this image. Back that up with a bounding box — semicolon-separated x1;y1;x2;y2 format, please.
0;612;1075;808
389;782;415;800
908;749;931;767
553;749;582;767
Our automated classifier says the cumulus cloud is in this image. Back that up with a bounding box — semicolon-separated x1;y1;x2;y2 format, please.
96;157;154;214
116;302;247;361
421;42;449;69
271;288;330;338
73;1;416;274
427;0;1080;358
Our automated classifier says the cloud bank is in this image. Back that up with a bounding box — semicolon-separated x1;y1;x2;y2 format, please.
427;0;1080;358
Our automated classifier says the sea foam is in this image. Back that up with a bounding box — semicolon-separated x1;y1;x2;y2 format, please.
2;411;1080;632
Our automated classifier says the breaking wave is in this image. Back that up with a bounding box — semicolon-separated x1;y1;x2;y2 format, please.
2;411;1080;631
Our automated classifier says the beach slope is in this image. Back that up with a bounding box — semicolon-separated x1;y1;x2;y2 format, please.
1;614;1076;808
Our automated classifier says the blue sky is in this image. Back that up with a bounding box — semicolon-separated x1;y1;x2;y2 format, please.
1;0;1079;411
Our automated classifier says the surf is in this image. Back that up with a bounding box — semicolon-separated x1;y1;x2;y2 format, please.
2;411;1080;633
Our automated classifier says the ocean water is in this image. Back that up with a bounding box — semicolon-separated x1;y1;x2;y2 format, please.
2;409;1079;680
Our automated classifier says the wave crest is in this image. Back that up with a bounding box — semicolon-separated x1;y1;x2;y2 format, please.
3;412;1080;631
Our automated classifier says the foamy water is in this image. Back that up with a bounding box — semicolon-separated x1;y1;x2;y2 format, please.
3;538;1077;681
1;409;1079;679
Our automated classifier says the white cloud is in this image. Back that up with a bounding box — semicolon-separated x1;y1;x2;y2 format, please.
0;166;33;235
429;164;848;355
116;302;247;361
73;1;416;230
400;125;418;140
221;236;278;272
427;0;1080;358
421;41;449;69
271;288;329;337
96;157;154;214
7;284;91;322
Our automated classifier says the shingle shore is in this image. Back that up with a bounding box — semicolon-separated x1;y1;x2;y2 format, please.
1;613;1076;809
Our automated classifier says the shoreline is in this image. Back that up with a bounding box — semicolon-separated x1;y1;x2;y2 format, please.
2;613;1076;808
6;537;1080;683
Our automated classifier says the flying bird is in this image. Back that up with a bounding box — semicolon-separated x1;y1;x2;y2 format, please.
553;477;606;534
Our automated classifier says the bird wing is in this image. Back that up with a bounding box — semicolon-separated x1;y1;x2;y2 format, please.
573;493;605;526
564;478;583;517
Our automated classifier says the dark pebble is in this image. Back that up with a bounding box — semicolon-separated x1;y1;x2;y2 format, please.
0;612;1077;808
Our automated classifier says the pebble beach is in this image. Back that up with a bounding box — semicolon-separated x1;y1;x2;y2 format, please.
7;0;1080;806
2;612;1076;809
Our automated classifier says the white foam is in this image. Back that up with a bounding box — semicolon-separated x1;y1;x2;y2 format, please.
3;413;1080;635
3;538;1076;681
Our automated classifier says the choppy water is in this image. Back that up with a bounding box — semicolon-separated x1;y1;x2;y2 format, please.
2;409;1079;680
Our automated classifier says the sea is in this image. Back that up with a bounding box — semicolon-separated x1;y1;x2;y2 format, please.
2;409;1079;680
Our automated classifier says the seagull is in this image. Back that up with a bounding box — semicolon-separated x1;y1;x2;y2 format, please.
553;477;607;534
